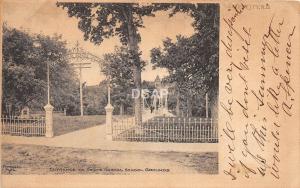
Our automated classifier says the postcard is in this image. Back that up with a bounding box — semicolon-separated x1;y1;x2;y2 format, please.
0;0;299;187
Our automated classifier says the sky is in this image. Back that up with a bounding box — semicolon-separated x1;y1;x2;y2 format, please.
3;0;195;86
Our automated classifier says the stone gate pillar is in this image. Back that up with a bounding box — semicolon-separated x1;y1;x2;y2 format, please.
44;104;54;138
105;103;114;140
153;95;157;111
165;96;168;111
142;97;145;112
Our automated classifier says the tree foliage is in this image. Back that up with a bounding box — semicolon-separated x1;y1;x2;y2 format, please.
151;35;218;96
57;3;219;118
57;3;168;45
57;3;170;123
150;4;219;117
83;84;107;115
101;46;146;114
2;25;79;115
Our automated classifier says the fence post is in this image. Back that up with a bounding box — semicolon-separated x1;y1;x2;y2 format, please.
105;103;114;140
44;104;54;138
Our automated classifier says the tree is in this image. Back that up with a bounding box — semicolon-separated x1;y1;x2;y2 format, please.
2;25;79;115
150;3;219;117
33;32;80;113
165;3;219;117
57;3;170;125
151;35;218;117
57;3;219;118
83;84;107;115
101;46;146;115
3;26;44;115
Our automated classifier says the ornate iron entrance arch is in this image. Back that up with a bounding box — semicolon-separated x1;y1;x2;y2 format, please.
65;41;102;116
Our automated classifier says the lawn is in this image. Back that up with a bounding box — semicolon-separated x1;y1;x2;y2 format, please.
53;114;106;136
1;143;218;175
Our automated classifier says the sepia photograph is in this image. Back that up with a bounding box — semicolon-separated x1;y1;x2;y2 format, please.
1;1;219;175
1;0;300;188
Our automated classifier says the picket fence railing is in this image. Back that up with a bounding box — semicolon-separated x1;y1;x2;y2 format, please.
1;116;46;136
112;116;218;143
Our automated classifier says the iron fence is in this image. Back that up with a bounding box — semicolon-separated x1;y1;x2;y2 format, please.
112;116;218;143
1;116;46;136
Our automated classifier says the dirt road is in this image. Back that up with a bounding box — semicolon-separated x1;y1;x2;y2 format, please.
2;143;218;175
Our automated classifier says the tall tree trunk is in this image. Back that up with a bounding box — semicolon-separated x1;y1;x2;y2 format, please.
8;101;14;116
120;103;124;116
186;90;193;117
211;91;218;120
126;7;142;128
187;96;192;117
176;91;180;116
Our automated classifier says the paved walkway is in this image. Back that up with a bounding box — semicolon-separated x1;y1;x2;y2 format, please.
1;112;218;153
